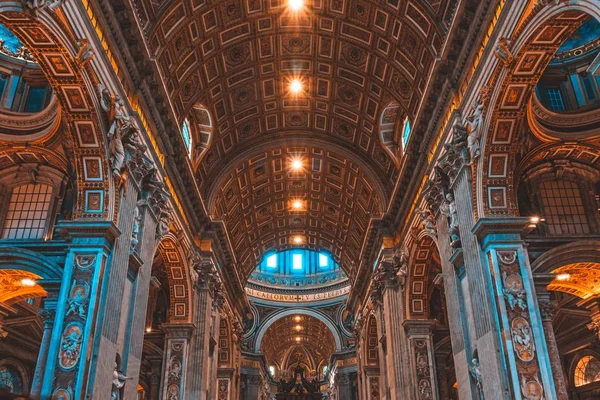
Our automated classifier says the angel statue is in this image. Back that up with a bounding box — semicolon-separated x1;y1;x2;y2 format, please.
466;97;484;163
440;192;461;248
111;362;132;400
98;83;130;179
469;357;484;400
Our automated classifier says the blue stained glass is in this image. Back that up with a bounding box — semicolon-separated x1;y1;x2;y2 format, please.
292;253;303;270
266;254;277;268
181;119;192;154
319;253;328;267
0;24;23;53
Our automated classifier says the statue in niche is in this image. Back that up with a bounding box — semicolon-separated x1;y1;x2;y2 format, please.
75;39;93;66
395;249;409;288
416;207;437;237
130;205;142;254
494;37;514;66
440;192;461;248
111;362;132;400
469;357;484;400
466;96;484;163
98;83;130;179
66;282;88;319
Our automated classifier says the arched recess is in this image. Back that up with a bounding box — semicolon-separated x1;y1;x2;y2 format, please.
406;236;441;319
254;308;342;352
0;247;62;305
477;1;600;218
0;8;110;220
531;240;600;298
186;103;213;169
154;235;193;322
378;101;405;168
0;357;30;395
363;314;380;367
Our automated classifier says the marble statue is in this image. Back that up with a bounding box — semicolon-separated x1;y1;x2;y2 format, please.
111;362;131;400
469;357;484;400
75;39;94;65
494;37;514;66
466;97;484;163
131;205;142;254
440;192;461;247
416;207;437;237
98;83;129;179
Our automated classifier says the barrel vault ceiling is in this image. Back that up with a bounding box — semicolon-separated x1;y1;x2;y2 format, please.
124;0;459;276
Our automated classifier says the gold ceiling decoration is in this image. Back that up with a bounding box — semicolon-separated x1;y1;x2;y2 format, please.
0;269;46;305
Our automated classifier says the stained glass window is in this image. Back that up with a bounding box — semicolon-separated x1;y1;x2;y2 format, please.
319;253;328;268
292;253;303;270
2;183;53;239
538;180;590;235
181;119;192;155
0;365;23;394
574;355;600;387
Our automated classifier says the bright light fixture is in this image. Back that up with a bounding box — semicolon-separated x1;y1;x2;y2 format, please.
290;79;303;93
288;0;304;11
291;158;303;171
292;200;304;210
21;278;36;287
293;236;303;244
295;336;302;342
295;324;303;330
146;327;152;333
556;273;571;281
530;216;540;224
295;316;301;322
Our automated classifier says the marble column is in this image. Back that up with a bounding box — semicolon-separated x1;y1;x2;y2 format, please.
30;280;60;400
185;250;220;399
371;246;410;399
160;323;195;399
534;274;568;400
472;218;558;399
404;320;439;400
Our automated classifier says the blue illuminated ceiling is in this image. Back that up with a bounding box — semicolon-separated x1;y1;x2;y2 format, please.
248;249;347;289
557;18;600;54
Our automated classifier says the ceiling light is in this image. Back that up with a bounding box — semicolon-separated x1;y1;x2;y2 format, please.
290;79;303;94
556;273;570;281
146;327;152;333
295;316;301;322
292;200;304;210
293;236;303;244
530;216;540;224
288;0;304;11
295;336;302;342
295;325;303;330
21;278;36;287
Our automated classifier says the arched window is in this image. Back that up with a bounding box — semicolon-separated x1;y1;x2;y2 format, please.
0;364;23;394
2;183;53;240
538;179;590;235
402;118;411;150
181;119;192;155
574;355;600;387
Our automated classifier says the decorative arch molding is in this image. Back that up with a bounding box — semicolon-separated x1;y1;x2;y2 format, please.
0;9;110;220
0;247;63;279
516;142;600;185
155;235;193;322
254;308;343;352
477;1;600;218
567;349;600;390
531;240;600;274
406;235;439;319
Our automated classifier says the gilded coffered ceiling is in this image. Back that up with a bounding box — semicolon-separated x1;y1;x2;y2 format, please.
260;314;335;369
126;0;460;274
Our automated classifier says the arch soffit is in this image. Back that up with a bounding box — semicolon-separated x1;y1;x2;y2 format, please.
0;247;63;279
155;234;193;322
0;9;110;220
477;2;600;218
254;308;343;352
405;235;438;319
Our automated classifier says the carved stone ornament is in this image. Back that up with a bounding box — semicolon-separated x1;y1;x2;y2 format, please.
65;281;89;319
511;317;535;362
416;207;437;238
75;39;94;66
51;386;73;400
38;308;56;327
59;323;83;370
494;37;514;67
75;255;96;270
22;0;62;12
130;204;142;254
521;374;544;400
111;362;130;400
502;272;527;311
465;87;489;164
439;192;461;248
353;313;364;341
